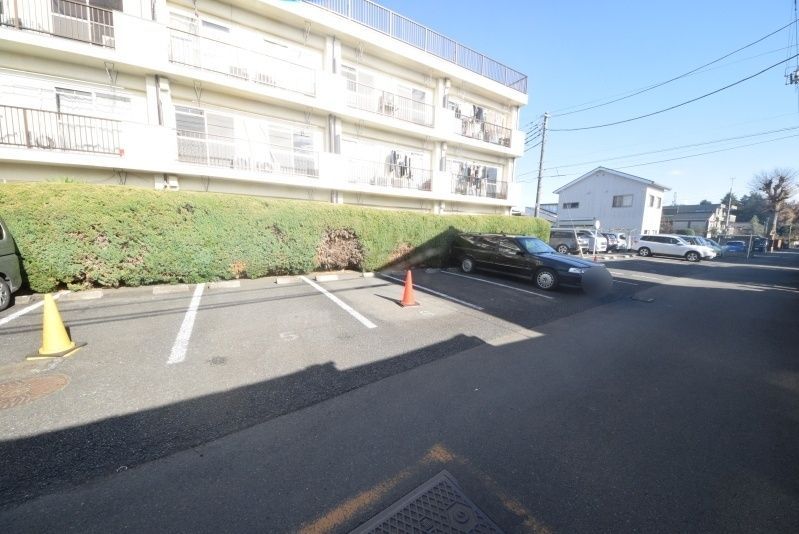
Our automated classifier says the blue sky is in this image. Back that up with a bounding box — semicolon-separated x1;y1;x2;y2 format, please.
375;0;799;207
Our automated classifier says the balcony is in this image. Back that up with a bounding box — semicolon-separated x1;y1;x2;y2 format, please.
0;104;121;155
176;131;319;179
451;173;508;200
168;28;316;97
346;81;433;127
0;0;115;47
456;114;512;148
304;0;527;93
346;157;431;191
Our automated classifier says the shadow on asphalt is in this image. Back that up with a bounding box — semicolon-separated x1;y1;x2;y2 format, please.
0;334;484;508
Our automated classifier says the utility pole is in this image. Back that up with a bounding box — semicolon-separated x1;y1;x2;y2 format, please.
724;177;734;236
533;112;549;218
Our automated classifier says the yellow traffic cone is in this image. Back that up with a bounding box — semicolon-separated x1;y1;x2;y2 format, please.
27;294;86;360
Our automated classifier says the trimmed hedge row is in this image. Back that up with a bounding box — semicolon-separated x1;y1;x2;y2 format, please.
0;183;549;292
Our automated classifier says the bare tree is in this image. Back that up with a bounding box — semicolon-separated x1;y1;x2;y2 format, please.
750;168;798;237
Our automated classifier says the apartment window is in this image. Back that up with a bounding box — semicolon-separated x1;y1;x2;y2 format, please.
657;197;662;208
648;195;655;207
562;202;579;209
612;194;633;208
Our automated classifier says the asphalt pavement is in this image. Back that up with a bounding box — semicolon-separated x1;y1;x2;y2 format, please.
1;252;798;532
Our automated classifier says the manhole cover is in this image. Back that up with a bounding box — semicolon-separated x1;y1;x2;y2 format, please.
350;470;503;533
0;374;69;410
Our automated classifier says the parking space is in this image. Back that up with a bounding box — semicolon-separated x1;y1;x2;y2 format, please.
0;256;718;506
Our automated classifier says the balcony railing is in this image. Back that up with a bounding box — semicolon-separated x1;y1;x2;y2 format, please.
456;114;512;147
176;131;319;178
304;0;527;94
346;81;433;127
0;0;115;47
0;105;121;155
451;174;508;200
168;28;316;97
347;157;431;191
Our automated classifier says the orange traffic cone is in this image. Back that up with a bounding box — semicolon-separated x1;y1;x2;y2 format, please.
399;269;419;307
27;294;86;360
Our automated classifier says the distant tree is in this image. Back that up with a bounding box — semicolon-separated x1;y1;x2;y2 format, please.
675;228;695;236
750;215;765;236
776;200;799;237
750;168;798;237
699;199;712;205
720;192;738;206
736;192;770;223
660;218;673;233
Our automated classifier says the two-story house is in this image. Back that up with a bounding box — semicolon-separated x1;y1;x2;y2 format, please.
0;0;527;215
661;203;736;237
553;167;670;235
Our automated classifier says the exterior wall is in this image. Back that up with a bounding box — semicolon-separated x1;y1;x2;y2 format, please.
640;186;665;234
556;171;666;233
0;0;526;214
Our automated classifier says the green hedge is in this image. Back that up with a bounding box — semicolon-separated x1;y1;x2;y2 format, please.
0;183;549;292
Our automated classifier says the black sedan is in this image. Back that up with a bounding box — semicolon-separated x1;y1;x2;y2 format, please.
450;233;613;292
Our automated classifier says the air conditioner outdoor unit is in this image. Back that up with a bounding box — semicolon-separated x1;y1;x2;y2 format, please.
101;34;115;47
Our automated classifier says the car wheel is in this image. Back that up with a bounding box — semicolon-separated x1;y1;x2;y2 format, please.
685;251;700;262
556;244;570;254
0;279;10;312
638;247;651;257
533;268;558;290
461;257;474;273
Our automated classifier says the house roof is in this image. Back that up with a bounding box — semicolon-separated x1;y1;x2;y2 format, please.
662;203;721;215
662;211;716;222
553;167;671;195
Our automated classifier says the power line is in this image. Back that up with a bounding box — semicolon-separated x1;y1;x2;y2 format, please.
550;54;799;132
550;19;798;117
539;125;799;171
516;132;799;182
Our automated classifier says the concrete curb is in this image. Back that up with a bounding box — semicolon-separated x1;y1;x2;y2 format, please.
152;285;190;295
61;289;103;301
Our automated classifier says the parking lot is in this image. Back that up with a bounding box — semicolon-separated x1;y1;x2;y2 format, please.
1;250;797;515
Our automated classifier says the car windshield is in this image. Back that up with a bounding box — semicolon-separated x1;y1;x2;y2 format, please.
518;237;556;254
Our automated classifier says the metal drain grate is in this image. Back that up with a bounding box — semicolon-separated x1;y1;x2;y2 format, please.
350;470;504;534
0;374;69;410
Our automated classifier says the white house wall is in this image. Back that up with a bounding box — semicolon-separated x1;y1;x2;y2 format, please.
557;171;665;234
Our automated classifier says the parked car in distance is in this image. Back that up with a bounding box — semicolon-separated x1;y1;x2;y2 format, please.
681;235;722;257
702;238;724;257
602;233;619;252
634;234;716;262
552;228;608;253
753;237;768;252
0;217;23;311
725;240;747;253
450;233;613;292
548;228;589;254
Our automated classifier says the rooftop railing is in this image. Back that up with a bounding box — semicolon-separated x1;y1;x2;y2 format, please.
0;0;115;47
0;105;121;155
345;81;434;126
304;0;527;93
168;28;317;97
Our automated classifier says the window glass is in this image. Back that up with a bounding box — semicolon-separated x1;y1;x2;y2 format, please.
498;238;520;255
612;194;633;207
562;202;579;209
519;237;555;254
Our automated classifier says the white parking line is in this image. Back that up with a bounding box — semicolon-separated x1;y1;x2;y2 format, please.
613;279;639;286
441;271;555;300
300;276;377;329
0;291;68;328
380;274;484;311
167;283;205;365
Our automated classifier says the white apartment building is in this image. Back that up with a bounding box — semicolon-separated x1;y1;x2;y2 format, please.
0;0;528;214
553;167;670;235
